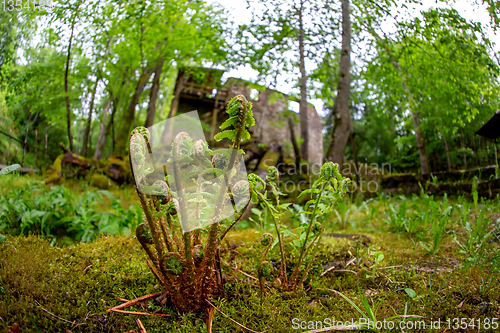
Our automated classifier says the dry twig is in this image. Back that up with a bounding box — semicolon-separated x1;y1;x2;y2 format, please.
135;318;147;333
109;309;171;317
221;260;258;281
34;300;75;325
106;291;164;312
206;300;266;333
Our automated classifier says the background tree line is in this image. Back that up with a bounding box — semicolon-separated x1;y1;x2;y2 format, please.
0;0;499;175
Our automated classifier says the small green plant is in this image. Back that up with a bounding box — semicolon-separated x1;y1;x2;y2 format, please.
383;201;408;234
419;201;453;254
477;269;500;295
472;176;479;209
333;200;364;229
366;250;384;278
0;183;141;244
249;162;350;290
453;209;492;264
323;286;417;331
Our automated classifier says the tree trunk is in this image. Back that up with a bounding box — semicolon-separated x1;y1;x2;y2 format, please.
34;129;38;168
113;68;154;156
7;137;11;165
163;69;188;142
144;58;164;128
478;135;482;167
93;100;111;160
110;99;117;156
485;138;491;166
64;3;80;152
288;115;301;169
106;68;130;157
82;77;100;157
167;69;187;119
472;130;479;167
443;134;451;172
298;0;309;161
461;132;467;169
495;138;499;168
22;112;39;168
325;0;352;169
45;125;48;156
351;132;359;185
410;110;429;174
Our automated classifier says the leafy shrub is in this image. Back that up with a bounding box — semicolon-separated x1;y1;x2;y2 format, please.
0;182;141;245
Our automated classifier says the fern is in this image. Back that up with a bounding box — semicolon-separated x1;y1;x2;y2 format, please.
214;95;255;149
249;162;350;290
126;95;254;318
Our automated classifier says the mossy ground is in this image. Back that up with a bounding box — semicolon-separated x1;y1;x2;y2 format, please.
2;230;500;332
1;177;500;332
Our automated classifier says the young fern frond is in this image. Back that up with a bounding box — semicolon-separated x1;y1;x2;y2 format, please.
249;162;350;291
127;94;255;316
214;95;254;151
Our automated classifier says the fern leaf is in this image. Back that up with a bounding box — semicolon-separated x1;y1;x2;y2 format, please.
241;130;251;141
214;131;236;142
220;116;240;130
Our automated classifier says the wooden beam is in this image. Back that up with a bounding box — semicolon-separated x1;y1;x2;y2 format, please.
495;138;499;168
210;98;219;140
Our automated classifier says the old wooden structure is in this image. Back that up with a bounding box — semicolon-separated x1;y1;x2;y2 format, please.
169;68;324;169
476;109;500;166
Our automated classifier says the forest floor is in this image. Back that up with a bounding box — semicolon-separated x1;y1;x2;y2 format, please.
1;176;500;332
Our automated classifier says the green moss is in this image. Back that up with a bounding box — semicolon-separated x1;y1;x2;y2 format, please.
105;156;132;184
44;154;64;185
89;173;115;190
2;196;500;332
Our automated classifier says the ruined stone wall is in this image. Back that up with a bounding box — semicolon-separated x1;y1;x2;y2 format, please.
303;105;323;167
224;78;323;166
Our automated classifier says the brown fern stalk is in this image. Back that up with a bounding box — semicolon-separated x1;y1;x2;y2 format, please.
201;96;252;289
127;95;255;315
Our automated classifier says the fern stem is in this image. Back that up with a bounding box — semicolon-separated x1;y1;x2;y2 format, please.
172;132;195;284
202;97;249;289
290;182;326;288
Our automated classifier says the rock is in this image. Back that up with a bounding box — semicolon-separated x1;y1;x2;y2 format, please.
90;173;114;190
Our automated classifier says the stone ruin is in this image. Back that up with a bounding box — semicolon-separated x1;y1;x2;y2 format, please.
172;68;324;173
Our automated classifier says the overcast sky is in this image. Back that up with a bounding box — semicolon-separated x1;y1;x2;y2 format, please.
212;0;499;115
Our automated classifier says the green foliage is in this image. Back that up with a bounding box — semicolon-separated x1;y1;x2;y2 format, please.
0;181;141;244
215;95;255;146
353;7;500;172
453;209;492;264
249;162;351;290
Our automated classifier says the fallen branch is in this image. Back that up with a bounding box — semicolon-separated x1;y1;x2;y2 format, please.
319;267;357;278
